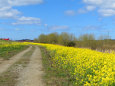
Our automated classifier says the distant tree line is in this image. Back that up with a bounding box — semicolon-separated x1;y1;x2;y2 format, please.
34;32;115;51
34;32;76;47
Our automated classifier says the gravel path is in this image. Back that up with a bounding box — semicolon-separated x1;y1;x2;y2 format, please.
0;46;32;75
16;46;44;86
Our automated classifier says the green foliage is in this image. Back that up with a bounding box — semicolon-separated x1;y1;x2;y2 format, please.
38;34;48;43
40;46;74;86
0;45;28;60
35;32;115;50
0;40;12;45
35;32;76;47
78;34;95;41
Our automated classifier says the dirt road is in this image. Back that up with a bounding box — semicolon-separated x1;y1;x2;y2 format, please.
0;46;44;86
16;46;44;86
0;46;32;75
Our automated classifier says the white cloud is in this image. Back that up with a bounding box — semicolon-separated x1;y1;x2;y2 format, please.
98;9;115;16
77;8;86;14
0;0;43;7
0;7;21;18
0;0;43;25
86;5;96;11
0;1;9;8
65;10;75;16
49;25;69;30
44;24;48;27
83;0;115;16
9;0;43;6
84;25;101;30
12;16;41;25
83;0;103;5
0;0;44;18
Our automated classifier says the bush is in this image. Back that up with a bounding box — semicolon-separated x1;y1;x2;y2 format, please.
67;41;76;47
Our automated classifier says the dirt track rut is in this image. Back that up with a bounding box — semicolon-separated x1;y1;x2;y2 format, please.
16;46;44;86
0;46;32;75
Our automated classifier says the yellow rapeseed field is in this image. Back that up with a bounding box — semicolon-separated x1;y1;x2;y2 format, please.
25;42;115;86
0;42;28;49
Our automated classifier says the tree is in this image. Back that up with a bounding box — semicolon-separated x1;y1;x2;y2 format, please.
77;34;96;49
34;32;77;47
38;34;47;43
58;32;76;46
47;33;58;44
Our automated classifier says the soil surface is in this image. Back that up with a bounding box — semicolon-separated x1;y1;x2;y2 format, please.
0;46;44;86
16;46;44;86
0;46;32;75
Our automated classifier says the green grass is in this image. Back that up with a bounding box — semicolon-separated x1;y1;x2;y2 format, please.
0;46;35;86
0;45;28;60
0;40;12;45
0;40;29;60
40;46;74;86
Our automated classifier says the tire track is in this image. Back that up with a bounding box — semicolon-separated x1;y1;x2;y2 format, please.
0;46;32;75
16;46;44;86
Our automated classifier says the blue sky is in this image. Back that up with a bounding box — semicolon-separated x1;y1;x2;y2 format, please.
0;0;115;40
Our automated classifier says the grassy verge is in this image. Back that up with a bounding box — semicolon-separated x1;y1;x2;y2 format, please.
40;46;74;86
0;45;29;60
0;40;12;45
0;46;35;86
